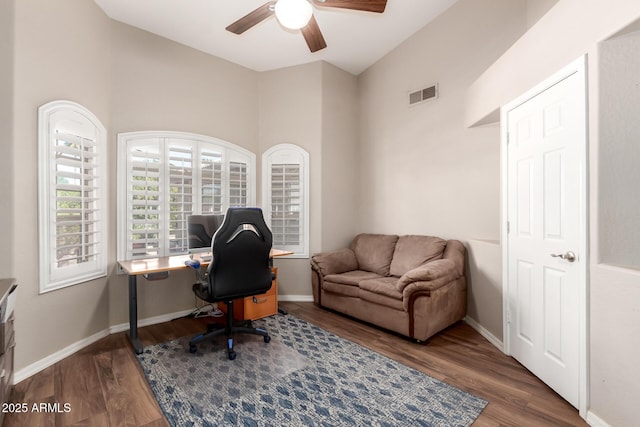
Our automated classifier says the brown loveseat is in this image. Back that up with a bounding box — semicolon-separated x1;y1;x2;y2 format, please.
310;234;466;341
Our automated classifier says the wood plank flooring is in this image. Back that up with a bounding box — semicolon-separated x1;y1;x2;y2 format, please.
4;302;587;426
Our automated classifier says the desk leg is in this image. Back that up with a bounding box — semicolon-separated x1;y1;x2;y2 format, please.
127;274;143;354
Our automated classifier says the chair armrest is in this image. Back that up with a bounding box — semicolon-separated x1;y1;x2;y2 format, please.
396;259;459;293
311;248;358;277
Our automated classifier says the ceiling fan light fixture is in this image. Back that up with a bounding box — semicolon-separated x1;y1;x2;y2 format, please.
274;0;313;30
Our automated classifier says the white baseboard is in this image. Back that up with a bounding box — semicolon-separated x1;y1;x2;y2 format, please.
586;410;612;427
278;295;314;302
13;328;110;384
15;298;314;385
14;299;315;385
14;308;195;385
463;316;504;353
108;308;195;334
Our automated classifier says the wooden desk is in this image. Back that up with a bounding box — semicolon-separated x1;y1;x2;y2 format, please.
118;249;291;354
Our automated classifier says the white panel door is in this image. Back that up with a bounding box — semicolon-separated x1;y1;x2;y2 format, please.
503;58;587;409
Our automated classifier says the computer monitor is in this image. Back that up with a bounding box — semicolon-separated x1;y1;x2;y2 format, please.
187;214;225;254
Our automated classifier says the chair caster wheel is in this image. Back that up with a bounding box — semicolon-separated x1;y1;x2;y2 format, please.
264;335;271;343
189;344;197;353
228;351;237;360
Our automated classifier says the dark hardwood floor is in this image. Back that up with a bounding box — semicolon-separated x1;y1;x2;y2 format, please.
4;302;587;426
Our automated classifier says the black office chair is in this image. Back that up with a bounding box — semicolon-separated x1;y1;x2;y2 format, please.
188;207;273;360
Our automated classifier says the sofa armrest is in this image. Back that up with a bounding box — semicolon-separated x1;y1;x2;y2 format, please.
396;259;459;293
311;248;358;277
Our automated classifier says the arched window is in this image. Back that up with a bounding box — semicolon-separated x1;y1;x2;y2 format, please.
117;131;256;260
38;100;108;293
262;144;309;257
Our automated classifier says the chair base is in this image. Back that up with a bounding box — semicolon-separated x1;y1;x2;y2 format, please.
188;300;270;360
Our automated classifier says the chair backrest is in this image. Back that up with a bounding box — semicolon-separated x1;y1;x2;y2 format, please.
206;207;273;301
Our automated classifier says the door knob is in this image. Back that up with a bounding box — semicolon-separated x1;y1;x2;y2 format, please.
551;251;576;262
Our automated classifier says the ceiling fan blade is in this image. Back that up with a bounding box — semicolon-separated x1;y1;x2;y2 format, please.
226;1;276;34
301;15;327;52
311;0;387;13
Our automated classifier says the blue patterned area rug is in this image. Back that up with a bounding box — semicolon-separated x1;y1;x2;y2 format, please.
138;314;487;426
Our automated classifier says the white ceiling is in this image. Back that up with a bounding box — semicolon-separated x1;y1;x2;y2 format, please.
94;0;459;75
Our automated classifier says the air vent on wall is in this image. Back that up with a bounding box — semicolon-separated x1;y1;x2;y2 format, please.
408;84;438;106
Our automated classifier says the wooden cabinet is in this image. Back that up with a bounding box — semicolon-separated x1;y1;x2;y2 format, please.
0;279;17;426
220;268;279;321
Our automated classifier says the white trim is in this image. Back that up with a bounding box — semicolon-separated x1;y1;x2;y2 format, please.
585;410;613;427
262;143;310;258
500;55;589;417
38;100;108;294
13;328;110;384
13;308;194;385
108;308;195;334
463;316;504;353
117;131;256;261
277;294;315;302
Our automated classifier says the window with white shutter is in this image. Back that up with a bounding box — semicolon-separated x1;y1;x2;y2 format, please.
167;143;193;255
117;131;255;260
38;100;108;293
229;161;248;207
128;140;161;258
262;144;309;257
200;149;223;214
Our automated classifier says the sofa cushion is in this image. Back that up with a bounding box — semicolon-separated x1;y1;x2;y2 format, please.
358;289;404;311
324;270;382;286
350;234;399;276
389;235;447;277
359;277;403;300
359;277;403;310
323;282;360;298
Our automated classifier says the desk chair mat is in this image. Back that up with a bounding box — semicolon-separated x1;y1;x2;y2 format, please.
140;331;311;417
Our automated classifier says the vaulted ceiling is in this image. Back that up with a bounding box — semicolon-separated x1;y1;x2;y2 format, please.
94;0;459;75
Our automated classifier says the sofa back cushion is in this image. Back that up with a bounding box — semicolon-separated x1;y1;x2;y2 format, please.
350;234;399;276
389;235;447;277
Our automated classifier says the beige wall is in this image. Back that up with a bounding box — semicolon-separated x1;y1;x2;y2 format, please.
590;29;640;426
466;1;640;425
525;0;559;29
12;0;113;371
257;61;359;297
258;62;323;297
598;31;640;270
466;0;640;126
259;61;360;299
110;22;259;146
320;62;359;251
358;0;526;238
357;0;528;341
108;21;260;326
0;0;14;276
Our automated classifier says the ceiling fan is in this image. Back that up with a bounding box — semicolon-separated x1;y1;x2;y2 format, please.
225;0;388;53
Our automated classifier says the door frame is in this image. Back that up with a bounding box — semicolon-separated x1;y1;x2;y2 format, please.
500;55;589;417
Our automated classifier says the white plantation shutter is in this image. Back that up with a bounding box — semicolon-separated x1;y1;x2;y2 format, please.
53;133;100;265
229;161;248;207
263;144;309;257
39;101;107;293
128;142;161;258
200;149;223;214
271;164;301;246
167;143;193;254
118;132;255;260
